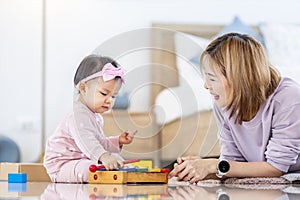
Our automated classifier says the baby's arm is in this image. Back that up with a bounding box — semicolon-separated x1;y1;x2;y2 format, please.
119;130;138;146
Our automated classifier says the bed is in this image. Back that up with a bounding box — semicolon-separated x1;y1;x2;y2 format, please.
150;18;273;164
150;23;227;163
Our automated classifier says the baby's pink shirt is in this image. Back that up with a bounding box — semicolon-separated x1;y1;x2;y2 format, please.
44;100;121;174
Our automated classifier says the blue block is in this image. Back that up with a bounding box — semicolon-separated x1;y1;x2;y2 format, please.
136;167;148;172
96;168;107;171
8;183;27;192
117;167;137;172
8;173;27;183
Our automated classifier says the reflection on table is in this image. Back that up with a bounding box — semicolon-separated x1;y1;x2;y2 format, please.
1;181;300;199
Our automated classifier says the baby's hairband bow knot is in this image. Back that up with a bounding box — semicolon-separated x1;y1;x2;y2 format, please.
75;63;126;90
101;63;126;83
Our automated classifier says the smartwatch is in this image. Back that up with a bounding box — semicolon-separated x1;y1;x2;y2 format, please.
217;189;230;200
216;159;230;178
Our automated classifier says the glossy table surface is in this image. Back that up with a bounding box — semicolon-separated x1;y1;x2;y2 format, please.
1;181;300;199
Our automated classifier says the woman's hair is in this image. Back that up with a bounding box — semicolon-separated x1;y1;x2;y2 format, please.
200;32;281;124
73;55;120;86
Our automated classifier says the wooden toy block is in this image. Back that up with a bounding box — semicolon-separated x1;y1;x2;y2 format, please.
88;159;169;184
89;171;127;184
0;163;50;182
8;173;27;183
126;172;168;183
89;171;168;184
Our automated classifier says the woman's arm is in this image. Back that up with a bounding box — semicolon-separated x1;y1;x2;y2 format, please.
213;105;246;162
226;160;284;178
169;158;284;183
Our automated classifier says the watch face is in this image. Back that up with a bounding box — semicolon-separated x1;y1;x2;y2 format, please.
218;193;230;200
218;160;230;173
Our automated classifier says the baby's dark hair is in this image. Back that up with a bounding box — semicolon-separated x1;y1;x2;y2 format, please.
73;55;120;86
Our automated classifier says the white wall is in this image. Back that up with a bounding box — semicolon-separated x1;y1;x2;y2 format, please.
0;0;42;162
1;0;300;162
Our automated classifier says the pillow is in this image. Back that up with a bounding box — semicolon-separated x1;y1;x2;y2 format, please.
173;32;210;96
174;32;211;76
215;16;264;44
175;32;210;65
155;84;213;125
259;23;300;70
190;16;264;66
112;92;130;110
154;32;213;125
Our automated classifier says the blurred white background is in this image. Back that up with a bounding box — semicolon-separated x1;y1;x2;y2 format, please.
1;0;300;162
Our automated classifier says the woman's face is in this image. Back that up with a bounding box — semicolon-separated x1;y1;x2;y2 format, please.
203;64;230;108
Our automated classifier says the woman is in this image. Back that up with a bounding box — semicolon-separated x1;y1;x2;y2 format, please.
168;32;300;183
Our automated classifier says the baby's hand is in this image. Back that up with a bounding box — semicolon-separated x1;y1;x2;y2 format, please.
119;130;137;145
99;153;123;170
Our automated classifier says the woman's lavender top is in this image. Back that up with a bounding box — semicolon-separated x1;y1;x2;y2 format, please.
214;77;300;173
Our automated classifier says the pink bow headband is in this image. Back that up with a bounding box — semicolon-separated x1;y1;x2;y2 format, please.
76;63;126;89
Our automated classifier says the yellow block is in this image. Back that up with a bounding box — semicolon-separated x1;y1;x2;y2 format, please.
148;168;161;172
129;160;153;169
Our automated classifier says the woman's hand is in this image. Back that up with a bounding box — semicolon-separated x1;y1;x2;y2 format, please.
119;130;137;145
176;156;200;164
169;158;218;184
99;153;124;170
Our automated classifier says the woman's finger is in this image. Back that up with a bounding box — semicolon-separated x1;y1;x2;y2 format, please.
177;157;184;164
169;162;185;178
177;163;191;181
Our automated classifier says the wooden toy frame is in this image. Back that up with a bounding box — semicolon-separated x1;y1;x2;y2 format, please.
89;171;168;184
